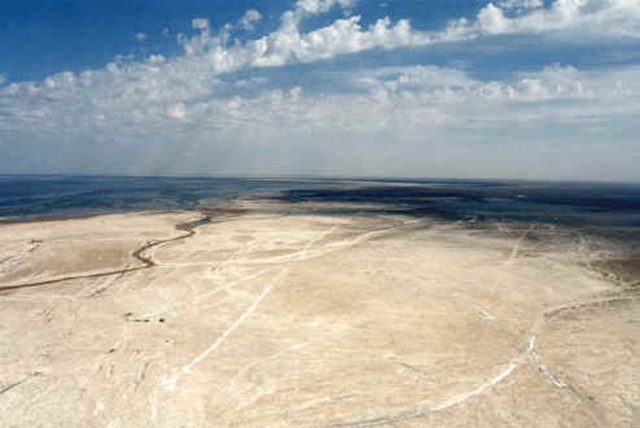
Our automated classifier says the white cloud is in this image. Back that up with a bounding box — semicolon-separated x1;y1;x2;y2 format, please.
1;1;638;135
0;74;6;86
497;0;544;11
294;0;356;16
239;9;263;31
166;103;187;119
135;32;147;41
376;64;603;104
470;0;640;37
1;61;639;179
192;18;210;32
1;1;639;179
246;16;428;67
176;5;431;72
2;59;637;137
478;3;512;34
114;1;640;87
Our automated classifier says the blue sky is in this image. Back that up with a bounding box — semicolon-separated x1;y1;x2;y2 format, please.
0;0;496;81
1;0;639;180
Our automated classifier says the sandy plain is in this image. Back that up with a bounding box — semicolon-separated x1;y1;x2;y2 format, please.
0;201;638;427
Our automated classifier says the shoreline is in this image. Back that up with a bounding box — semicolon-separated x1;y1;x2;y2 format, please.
1;203;639;293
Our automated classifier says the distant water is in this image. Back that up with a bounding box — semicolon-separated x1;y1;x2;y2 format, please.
0;176;307;220
1;175;639;246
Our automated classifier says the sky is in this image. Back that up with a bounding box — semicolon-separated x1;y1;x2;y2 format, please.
1;0;639;181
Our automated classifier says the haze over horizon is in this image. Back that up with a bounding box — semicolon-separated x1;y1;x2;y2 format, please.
1;0;639;181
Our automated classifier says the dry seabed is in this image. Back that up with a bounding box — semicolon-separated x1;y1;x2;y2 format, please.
0;206;638;427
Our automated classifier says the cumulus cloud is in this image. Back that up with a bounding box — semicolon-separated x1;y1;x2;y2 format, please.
247;16;427;67
2;59;637;138
1;0;639;178
294;0;356;17
177;3;431;72
469;0;640;37
166;103;187;119
191;18;210;32
497;0;544;11
356;64;603;105
1;61;639;179
239;9;263;31
2;0;639;129
478;4;512;34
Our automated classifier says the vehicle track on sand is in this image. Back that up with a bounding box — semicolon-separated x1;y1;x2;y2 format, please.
0;214;213;294
310;289;639;428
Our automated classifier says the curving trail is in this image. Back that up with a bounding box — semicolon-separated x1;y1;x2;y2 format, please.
0;214;212;294
1;211;637;427
311;288;639;428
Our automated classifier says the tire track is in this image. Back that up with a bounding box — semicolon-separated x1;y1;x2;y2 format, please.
0;215;212;294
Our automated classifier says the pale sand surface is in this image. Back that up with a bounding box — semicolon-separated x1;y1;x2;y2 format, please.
0;204;638;427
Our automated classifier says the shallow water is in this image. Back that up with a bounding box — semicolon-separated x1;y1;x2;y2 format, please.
0;176;310;220
1;176;639;247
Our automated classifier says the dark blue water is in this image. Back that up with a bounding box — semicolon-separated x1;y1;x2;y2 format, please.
1;176;639;245
274;179;640;227
0;176;311;220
